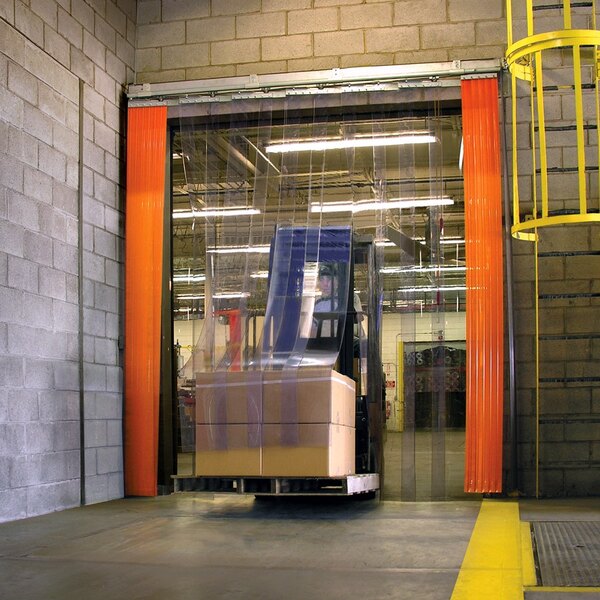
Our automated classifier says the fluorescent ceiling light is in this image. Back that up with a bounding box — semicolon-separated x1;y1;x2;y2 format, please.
311;197;453;214
413;236;465;245
398;285;467;293
213;292;250;299
173;274;206;282
266;133;436;153
381;266;466;274
376;238;464;247
178;292;250;300
251;271;269;279
173;207;260;219
207;245;271;255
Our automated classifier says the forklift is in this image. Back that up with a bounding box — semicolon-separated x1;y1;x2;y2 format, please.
174;225;384;496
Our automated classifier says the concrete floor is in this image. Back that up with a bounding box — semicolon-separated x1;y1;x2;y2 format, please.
0;495;599;599
0;494;480;600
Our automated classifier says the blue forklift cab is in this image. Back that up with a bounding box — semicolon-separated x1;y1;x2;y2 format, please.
262;226;384;477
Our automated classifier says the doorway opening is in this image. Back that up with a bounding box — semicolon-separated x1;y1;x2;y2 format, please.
168;91;468;500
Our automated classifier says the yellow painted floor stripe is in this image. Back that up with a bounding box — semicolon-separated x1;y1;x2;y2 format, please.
451;500;524;600
520;522;537;587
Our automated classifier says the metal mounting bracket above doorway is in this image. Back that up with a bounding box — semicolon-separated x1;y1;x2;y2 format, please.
127;59;502;107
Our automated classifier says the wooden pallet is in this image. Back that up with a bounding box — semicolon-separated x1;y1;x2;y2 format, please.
172;473;379;496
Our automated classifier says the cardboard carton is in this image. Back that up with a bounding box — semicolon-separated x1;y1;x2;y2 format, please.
195;423;261;476
263;368;355;426
262;423;355;477
195;370;262;424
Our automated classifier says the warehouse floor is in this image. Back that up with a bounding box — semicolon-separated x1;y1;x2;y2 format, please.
0;494;599;599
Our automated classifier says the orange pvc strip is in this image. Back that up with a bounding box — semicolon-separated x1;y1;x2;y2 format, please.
124;106;167;496
461;78;504;494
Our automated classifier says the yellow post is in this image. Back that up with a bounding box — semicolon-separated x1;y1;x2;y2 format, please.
396;340;405;432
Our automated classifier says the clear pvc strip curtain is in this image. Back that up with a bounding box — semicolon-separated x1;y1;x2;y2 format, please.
461;77;504;494
174;95;357;477
124;106;167;496
395;103;458;501
171;91;461;497
176;96;353;375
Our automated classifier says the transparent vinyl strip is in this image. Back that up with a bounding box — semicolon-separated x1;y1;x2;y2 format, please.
171;90;464;495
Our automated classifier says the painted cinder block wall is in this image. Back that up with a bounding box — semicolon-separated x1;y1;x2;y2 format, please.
0;0;136;522
135;0;599;497
135;0;507;83
506;7;600;495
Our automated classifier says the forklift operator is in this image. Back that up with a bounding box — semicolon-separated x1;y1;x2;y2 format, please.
311;264;364;342
311;264;336;338
315;264;335;310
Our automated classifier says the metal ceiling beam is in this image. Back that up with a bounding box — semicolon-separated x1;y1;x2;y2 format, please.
386;225;429;262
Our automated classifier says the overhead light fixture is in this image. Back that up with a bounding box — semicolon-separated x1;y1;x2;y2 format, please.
382;266;466;274
311;196;453;214
207;245;271;255
213;292;250;299
375;238;464;248
265;133;436;153
374;239;396;247
173;274;206;283
413;236;465;245
177;294;205;300
398;285;467;293
440;238;465;245
172;207;260;219
251;271;269;279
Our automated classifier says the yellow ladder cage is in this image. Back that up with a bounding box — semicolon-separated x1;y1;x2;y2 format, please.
506;0;600;241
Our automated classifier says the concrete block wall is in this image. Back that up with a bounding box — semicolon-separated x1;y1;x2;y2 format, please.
511;224;600;496
506;2;600;495
0;0;135;522
135;0;507;83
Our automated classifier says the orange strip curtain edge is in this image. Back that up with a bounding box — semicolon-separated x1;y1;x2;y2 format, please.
461;77;504;493
124;106;167;496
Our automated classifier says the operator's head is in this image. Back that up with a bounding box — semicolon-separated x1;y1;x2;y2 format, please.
318;264;334;297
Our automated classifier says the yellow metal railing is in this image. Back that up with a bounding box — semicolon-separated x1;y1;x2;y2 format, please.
506;0;600;241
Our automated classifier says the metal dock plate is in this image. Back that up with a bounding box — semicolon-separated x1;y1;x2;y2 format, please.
533;521;600;587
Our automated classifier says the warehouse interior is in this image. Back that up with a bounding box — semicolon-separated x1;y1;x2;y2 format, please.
1;0;599;598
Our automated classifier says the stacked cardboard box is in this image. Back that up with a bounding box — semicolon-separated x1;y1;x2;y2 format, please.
262;368;355;477
195;371;262;476
194;368;356;478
